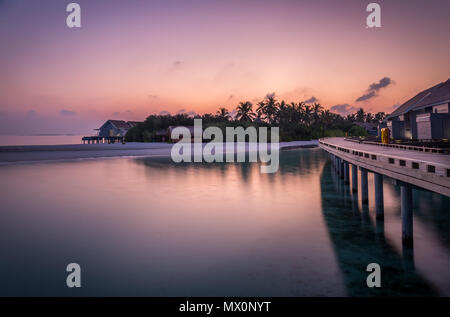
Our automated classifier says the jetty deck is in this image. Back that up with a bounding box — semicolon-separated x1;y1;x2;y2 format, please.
322;138;450;167
319;137;450;245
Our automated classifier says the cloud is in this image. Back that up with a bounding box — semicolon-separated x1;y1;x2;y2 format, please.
304;96;318;104
177;109;186;114
387;103;400;113
265;92;276;99
390;103;400;110
168;61;183;73
355;91;376;102
330;104;359;116
356;77;394;102
369;77;393;91
186;111;197;117
213;63;236;82
26;109;37;117
59;109;77;116
159;110;170;116
112;112;120;116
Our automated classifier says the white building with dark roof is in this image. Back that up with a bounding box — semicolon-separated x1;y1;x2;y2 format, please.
387;79;450;140
97;120;142;137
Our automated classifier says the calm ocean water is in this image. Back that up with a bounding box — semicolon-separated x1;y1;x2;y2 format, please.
0;148;449;296
0;135;84;146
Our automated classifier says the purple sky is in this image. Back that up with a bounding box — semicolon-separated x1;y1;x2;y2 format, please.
0;0;449;134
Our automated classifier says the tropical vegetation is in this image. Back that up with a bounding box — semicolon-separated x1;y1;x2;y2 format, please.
125;96;386;142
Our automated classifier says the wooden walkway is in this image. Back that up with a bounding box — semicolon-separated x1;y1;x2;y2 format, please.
319;137;450;197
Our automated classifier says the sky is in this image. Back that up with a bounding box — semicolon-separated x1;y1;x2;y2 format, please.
0;0;449;135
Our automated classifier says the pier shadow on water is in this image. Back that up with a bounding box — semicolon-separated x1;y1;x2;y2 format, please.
319;160;439;296
0;148;447;296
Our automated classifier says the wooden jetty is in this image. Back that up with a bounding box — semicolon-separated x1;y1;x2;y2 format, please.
319;137;450;246
81;136;124;144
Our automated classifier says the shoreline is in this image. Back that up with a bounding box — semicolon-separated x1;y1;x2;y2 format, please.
0;140;319;164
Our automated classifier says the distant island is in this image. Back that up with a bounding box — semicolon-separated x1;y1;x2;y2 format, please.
125;97;386;143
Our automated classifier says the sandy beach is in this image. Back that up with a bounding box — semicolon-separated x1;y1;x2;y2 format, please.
0;140;318;164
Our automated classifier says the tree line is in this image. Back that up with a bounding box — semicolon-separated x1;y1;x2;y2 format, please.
126;96;386;142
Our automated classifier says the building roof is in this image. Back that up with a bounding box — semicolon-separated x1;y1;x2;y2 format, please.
126;121;142;128
389;78;450;118
102;120;143;130
107;120;133;129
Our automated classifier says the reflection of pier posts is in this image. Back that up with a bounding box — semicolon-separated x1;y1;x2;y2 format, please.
351;164;357;192
401;183;414;246
339;160;344;179
374;173;384;220
402;243;415;271
338;157;341;175
376;218;385;243
351;190;360;217
344;162;350;184
360;167;368;204
336;157;340;175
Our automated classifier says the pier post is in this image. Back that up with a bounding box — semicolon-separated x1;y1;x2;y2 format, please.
344;162;350;184
360;167;368;204
351;164;358;192
401;184;413;246
374;173;384;220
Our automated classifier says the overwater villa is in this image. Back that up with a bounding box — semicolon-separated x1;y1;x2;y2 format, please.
83;120;142;144
385;79;450;140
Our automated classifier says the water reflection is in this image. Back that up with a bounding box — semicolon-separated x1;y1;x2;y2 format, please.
0;149;449;296
319;160;438;296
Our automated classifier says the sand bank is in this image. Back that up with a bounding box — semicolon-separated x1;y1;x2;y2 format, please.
0;140;318;164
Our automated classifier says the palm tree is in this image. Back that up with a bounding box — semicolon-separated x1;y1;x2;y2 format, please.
264;95;279;124
346;113;356;122
356;108;366;122
256;100;266;120
235;101;256;122
320;109;333;135
312;102;324;126
289;102;301;123
276;100;289;125
374;112;386;123
302;104;313;126
216;107;230;121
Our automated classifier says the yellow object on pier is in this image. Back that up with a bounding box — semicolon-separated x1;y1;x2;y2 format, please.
381;128;390;144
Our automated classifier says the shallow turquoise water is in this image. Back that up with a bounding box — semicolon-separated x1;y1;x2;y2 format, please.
0;148;449;296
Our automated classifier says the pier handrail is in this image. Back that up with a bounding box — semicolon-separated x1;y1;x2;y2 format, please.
319;137;450;197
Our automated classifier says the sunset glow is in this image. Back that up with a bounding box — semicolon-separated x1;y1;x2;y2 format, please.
1;0;449;134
